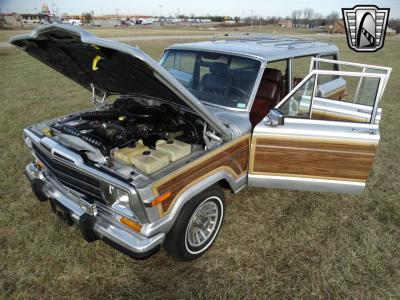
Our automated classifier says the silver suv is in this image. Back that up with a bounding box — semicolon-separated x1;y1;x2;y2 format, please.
12;24;391;260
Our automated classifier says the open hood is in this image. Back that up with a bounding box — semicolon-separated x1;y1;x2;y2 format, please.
10;24;231;140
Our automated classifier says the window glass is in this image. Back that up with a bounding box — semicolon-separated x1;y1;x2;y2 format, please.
312;74;380;123
265;60;288;96
318;54;339;85
161;50;261;109
293;56;314;87
230;57;259;70
315;74;379;107
267;60;287;74
161;51;196;88
278;73;380;123
316;74;354;102
355;68;385;106
278;75;315;118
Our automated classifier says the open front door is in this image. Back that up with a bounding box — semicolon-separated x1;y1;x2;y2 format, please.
248;58;391;194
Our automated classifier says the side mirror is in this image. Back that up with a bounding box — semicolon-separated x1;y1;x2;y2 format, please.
266;108;284;126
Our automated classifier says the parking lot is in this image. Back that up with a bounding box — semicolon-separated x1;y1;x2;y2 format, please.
0;26;399;298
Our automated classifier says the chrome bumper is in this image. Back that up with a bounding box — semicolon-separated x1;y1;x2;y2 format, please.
25;162;164;259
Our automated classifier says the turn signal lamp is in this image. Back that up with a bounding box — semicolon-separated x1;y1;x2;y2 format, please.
120;216;142;232
151;191;172;207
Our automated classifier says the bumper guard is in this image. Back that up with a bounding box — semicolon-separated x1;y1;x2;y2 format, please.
25;162;164;259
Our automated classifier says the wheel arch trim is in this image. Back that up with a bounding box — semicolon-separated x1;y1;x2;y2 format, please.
140;169;246;237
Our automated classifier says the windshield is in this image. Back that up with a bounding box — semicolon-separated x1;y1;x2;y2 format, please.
160;50;261;109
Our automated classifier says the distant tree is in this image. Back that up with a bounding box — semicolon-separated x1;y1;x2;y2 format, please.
388;18;400;32
326;11;339;24
210;15;224;22
291;9;302;27
313;13;324;26
303;8;314;26
81;12;92;24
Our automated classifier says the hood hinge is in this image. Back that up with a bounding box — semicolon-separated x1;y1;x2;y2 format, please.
90;83;107;106
203;123;223;150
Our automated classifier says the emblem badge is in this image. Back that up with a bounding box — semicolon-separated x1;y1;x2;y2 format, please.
342;5;390;52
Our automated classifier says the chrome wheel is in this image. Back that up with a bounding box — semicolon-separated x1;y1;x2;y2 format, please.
186;199;219;248
164;187;225;260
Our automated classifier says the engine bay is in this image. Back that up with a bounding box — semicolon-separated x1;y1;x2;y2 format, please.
47;97;206;175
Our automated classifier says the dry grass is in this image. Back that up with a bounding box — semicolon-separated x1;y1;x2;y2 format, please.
0;31;399;299
0;24;315;43
0;27;211;43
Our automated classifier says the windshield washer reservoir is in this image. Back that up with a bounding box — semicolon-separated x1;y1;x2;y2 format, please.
156;139;191;162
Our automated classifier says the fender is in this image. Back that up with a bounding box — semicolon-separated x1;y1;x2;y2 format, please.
140;169;247;237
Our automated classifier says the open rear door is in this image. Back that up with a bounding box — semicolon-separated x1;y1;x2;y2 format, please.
248;58;391;194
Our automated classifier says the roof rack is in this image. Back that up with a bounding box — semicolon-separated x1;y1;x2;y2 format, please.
211;33;333;49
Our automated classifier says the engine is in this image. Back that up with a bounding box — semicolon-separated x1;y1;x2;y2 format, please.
49;98;204;174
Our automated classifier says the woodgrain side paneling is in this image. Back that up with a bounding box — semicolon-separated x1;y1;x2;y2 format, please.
251;136;376;181
153;135;250;214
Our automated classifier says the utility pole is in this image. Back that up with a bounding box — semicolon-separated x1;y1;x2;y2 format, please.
250;9;253;30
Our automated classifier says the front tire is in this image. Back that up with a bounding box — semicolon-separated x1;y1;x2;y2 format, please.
163;185;225;261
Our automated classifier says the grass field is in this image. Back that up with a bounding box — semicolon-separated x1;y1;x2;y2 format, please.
0;27;218;42
0;28;399;299
0;24;314;43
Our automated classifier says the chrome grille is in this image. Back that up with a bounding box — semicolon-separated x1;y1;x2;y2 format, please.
32;143;104;203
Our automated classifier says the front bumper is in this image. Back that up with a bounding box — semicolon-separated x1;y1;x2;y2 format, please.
25;162;164;259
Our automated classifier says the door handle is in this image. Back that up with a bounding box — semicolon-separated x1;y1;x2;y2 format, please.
352;128;376;135
357;108;372;114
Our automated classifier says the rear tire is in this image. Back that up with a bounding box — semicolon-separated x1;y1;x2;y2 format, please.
163;185;225;261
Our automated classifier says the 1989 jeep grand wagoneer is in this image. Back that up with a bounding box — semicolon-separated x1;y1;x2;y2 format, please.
12;25;391;260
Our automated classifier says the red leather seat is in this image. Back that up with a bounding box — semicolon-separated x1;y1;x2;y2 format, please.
293;77;303;88
250;68;283;128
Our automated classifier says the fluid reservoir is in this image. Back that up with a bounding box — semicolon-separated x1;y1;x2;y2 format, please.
113;140;149;164
131;150;170;174
156;139;191;162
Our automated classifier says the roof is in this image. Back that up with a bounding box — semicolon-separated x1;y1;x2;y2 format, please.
166;34;339;62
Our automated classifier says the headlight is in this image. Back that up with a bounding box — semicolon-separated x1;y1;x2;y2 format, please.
101;182;146;223
101;182;130;209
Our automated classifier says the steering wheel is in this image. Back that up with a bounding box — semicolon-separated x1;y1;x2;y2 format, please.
223;86;248;98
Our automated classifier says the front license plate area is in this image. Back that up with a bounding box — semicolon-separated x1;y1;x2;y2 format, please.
50;198;74;226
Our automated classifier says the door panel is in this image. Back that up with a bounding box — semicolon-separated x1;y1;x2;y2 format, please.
251;136;376;181
248;58;390;194
249;119;379;193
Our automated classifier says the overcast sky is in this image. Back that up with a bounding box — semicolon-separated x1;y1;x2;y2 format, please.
1;0;399;18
